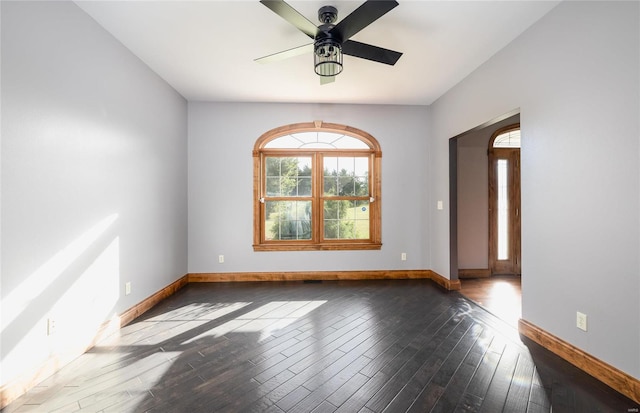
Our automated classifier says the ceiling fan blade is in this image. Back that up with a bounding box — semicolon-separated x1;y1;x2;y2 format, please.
255;43;313;64
331;0;398;42
260;0;318;39
320;76;335;85
342;40;402;65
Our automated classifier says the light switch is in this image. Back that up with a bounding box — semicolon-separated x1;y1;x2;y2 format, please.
437;201;443;210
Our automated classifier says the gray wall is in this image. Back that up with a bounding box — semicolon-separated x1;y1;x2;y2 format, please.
431;1;639;378
188;102;430;273
457;130;491;270
1;2;188;386
2;0;638;396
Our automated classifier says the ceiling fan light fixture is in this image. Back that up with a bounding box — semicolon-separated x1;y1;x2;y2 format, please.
314;38;343;77
258;0;402;82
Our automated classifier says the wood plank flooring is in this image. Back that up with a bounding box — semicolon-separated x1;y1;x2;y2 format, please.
459;276;521;327
2;279;638;413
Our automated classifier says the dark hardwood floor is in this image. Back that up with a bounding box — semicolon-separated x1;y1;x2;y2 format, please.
3;279;637;413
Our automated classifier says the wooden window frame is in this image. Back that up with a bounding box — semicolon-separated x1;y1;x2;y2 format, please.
253;121;382;251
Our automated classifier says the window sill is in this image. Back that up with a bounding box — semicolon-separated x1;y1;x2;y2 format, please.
253;243;382;252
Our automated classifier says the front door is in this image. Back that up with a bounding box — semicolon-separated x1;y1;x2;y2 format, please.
488;126;521;275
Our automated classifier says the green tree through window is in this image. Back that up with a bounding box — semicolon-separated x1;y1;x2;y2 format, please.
253;122;382;251
265;157;312;240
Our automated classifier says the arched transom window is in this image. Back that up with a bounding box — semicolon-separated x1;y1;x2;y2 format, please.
492;128;521;148
253;121;382;251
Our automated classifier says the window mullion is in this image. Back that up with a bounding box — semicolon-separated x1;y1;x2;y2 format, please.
369;154;374;201
314;153;322;243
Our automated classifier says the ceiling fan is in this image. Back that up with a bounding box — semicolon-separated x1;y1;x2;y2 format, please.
256;0;403;84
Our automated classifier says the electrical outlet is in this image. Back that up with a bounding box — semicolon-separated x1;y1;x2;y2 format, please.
576;311;587;331
47;318;56;336
218;255;224;264
125;282;131;296
401;252;407;261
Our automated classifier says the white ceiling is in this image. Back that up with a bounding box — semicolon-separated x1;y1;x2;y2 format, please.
76;1;560;106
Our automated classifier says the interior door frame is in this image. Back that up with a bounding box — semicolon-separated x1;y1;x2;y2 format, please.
449;109;521;281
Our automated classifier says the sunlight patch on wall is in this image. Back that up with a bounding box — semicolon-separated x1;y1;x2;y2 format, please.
0;214;119;386
1;214;118;332
48;237;120;352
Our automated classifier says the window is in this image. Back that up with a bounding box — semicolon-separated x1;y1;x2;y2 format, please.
253;121;382;251
492;128;521;148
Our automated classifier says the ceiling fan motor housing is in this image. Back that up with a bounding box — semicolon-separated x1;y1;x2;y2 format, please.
318;6;338;24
